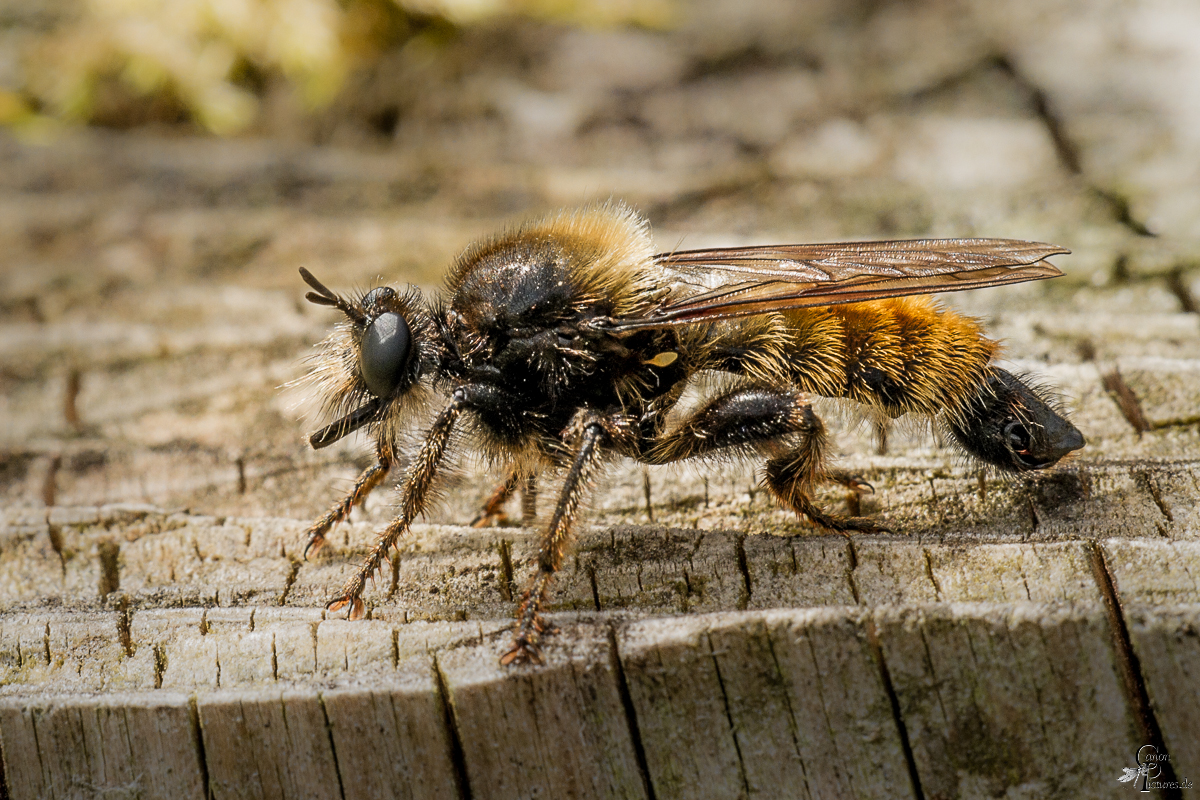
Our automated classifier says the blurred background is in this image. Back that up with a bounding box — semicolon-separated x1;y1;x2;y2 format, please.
2;0;1199;531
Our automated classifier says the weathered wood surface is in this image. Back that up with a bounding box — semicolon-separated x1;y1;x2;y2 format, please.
2;504;1199;799
5;0;1200;797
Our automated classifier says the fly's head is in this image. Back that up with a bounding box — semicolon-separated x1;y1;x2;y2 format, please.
298;268;434;449
948;367;1085;472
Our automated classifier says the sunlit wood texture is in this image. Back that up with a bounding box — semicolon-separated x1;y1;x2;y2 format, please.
2;498;1200;798
6;0;1200;792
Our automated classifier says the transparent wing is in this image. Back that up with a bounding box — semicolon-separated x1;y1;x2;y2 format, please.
606;238;1069;331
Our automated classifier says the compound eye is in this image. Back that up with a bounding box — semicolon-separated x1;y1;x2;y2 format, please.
360;312;411;398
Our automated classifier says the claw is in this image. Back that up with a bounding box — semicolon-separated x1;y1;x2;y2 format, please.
304;533;327;560
328;595;366;620
827;470;874;494
470;511;508;529
500;638;544;666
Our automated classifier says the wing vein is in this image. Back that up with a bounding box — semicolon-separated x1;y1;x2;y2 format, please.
603;238;1069;331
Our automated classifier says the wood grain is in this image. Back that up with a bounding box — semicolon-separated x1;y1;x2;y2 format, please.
5;18;1200;795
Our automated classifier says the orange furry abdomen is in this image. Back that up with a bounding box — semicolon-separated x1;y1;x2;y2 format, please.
780;296;998;418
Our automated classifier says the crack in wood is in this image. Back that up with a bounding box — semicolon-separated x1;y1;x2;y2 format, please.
45;515;66;576
846;538;862;605
679;568;693;613
1101;368;1151;436
607;625;657;800
734;534;752;610
926;477;943;525
989;56;1160;238
316;694;347;800
988;55;1081;174
1093;189;1158;238
866;619;926;800
1088;543;1183;799
642;469;654;523
153;644;166;689
1167;267;1198;314
63;368;83;431
0;736;8;800
235;454;247;495
188;696;211;800
706;631;753;799
387;552;401;600
97;537;121;599
115;597;133;657
922;549;942;600
497;539;515;603
1137;470;1175;530
431;653;474;800
779;631;817;798
40;454;60;508
587;564;601;611
279;558;301;605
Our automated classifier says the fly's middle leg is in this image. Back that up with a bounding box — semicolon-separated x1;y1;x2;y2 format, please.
470;470;518;528
501;419;608;665
470;470;538;528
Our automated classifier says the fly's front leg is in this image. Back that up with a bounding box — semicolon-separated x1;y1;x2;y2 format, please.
304;438;393;559
327;389;471;620
501;417;612;665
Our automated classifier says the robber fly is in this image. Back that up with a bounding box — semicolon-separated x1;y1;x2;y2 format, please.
296;202;1084;664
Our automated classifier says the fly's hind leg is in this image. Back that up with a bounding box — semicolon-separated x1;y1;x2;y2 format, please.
822;468;875;517
763;409;884;534
644;384;883;533
304;438;393;558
